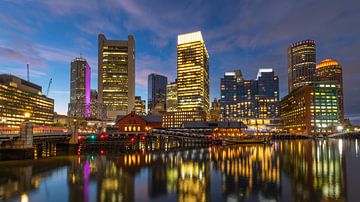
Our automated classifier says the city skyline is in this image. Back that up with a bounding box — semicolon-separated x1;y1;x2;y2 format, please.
0;1;359;123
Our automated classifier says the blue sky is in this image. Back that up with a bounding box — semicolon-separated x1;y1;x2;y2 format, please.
0;0;360;123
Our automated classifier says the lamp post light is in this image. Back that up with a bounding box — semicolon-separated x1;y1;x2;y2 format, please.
24;112;31;123
337;125;344;132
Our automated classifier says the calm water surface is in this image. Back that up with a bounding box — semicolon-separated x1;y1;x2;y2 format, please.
0;139;359;202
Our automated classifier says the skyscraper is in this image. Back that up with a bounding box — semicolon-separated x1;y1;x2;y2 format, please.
316;59;344;123
288;40;316;92
177;31;209;120
98;34;135;119
166;81;177;112
68;57;91;118
256;68;280;118
148;73;167;114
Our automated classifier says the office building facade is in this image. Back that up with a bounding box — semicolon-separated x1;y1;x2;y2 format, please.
220;69;279;121
288;40;316;92
316;59;344;123
0;75;54;127
166;81;177;112
68;57;91;118
98;34;135;119
176;31;209;121
148;73;167;114
280;82;340;136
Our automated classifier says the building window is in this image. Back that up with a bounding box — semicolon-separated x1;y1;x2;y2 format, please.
124;126;127;131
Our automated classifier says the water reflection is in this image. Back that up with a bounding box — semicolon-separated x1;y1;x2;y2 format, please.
0;139;359;201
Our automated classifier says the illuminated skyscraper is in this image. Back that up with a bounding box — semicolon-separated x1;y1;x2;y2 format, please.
166;81;177;112
288;40;316;92
68;57;91;118
256;68;280;118
177;31;209;121
148;73;167;114
316;59;344;123
98;34;135;119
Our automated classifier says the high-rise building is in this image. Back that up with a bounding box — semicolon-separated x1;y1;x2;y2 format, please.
68;57;91;118
316;59;344;123
148;73;167;114
98;34;135;119
0;74;54;127
256;68;280;118
177;31;209;121
134;96;146;115
280;82;341;136
166;81;177;112
288;40;316;92
220;69;279;121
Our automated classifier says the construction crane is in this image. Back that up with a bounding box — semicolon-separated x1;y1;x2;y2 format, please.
46;78;52;96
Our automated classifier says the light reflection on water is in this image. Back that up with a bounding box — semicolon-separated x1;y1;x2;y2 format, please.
0;139;359;202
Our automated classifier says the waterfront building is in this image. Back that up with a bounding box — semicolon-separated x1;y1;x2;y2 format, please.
220;69;279;121
68;57;91;118
163;111;207;128
98;34;135;119
177;31;210;121
148;73;167;114
115;112;162;135
316;59;344;123
280;82;340;136
210;98;221;121
0;74;54;127
288;40;316;92
257;68;280;118
166;81;177;112
135;96;146;115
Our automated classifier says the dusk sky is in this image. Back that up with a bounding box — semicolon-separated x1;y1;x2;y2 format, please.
0;0;359;123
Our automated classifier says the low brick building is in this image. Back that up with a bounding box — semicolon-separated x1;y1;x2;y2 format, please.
115;112;162;135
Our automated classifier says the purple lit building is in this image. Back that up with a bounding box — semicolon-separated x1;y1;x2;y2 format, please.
68;57;91;118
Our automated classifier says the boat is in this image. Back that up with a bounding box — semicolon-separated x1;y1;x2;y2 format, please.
221;136;271;144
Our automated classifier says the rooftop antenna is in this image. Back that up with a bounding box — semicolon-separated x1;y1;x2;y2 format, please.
27;63;30;81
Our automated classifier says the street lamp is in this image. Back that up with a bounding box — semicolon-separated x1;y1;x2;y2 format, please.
24;112;31;123
337;125;344;132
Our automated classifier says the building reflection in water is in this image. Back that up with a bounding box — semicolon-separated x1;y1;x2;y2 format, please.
279;140;347;201
212;145;281;201
0;140;357;201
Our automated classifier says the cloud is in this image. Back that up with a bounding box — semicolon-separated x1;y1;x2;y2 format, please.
0;67;47;78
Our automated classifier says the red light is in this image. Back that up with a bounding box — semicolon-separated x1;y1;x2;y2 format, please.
100;150;104;155
78;135;82;140
130;137;135;142
141;136;146;141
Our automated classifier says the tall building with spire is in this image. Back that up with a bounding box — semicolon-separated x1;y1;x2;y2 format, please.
176;31;209;121
98;34;135;119
68;57;91;118
316;59;344;123
288;40;316;92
